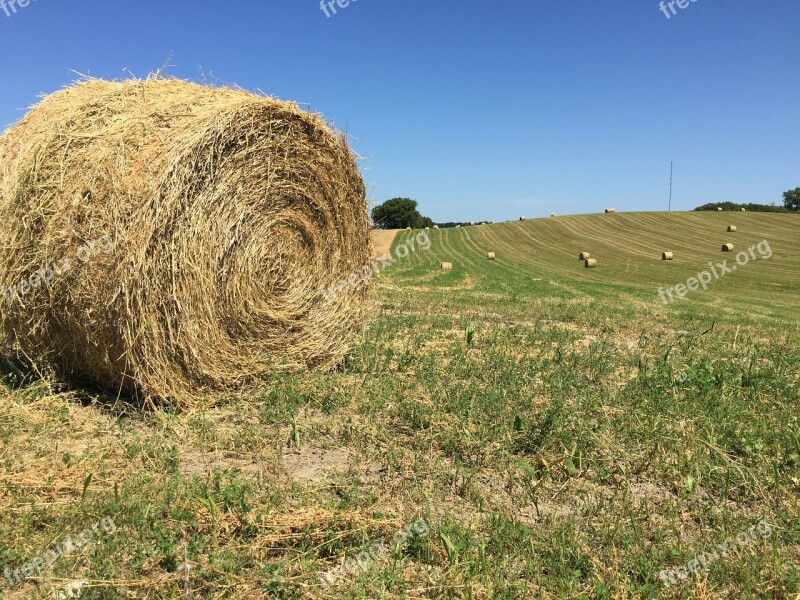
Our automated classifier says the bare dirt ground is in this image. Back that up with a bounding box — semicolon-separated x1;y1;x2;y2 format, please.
370;228;400;259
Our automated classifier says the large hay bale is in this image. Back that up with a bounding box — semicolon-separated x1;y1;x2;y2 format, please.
579;252;591;261
717;207;723;211
433;225;439;229
584;258;598;268
519;216;526;221
0;78;370;404
722;243;734;252
662;252;674;261
741;208;746;212
486;252;496;260
727;225;737;232
440;262;453;270
605;208;615;214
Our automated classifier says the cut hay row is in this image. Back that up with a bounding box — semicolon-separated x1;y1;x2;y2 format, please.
0;78;370;405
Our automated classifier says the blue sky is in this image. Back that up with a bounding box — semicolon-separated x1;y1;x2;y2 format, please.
1;0;797;222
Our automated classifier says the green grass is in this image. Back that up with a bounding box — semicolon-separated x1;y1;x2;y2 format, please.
0;212;798;599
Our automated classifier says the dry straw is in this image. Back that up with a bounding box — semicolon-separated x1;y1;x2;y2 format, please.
0;77;370;405
440;262;453;270
487;252;496;260
722;243;734;252
662;252;674;261
605;208;615;214
727;225;737;232
579;252;591;261
584;258;598;268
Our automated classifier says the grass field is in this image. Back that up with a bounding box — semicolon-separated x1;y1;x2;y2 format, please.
1;211;798;599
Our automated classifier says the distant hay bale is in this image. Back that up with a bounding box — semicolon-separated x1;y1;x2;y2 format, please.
722;243;734;252
469;221;476;226
605;208;615;214
717;207;723;211
433;225;439;229
579;252;591;260
727;225;737;232
425;226;430;231
519;216;526;221
741;208;746;212
662;252;674;261
0;78;370;405
440;262;453;270
405;227;412;231
456;225;461;228
487;252;496;260
550;213;555;218
584;258;598;268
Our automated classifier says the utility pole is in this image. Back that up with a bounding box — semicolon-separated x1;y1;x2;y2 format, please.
669;162;673;211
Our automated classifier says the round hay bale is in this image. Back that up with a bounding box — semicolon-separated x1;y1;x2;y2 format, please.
550;213;555;218
605;208;615;214
456;225;462;228
433;225;439;229
722;243;734;252
425;226;430;231
579;252;591;261
0;78;370;404
662;252;674;261
406;227;412;231
519;216;526;221
487;252;496;260
440;262;453;270
741;208;746;212
717;207;723;211
584;258;598;268
469;221;476;226
727;225;737;232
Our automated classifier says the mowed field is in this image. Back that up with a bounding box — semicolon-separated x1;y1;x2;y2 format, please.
1;212;798;599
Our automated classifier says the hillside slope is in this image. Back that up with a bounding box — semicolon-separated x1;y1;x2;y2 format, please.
388;212;800;328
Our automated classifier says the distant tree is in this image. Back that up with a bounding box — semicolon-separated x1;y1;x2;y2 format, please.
371;198;434;229
783;188;800;212
694;201;789;213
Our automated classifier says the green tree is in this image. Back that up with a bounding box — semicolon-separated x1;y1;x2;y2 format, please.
372;198;433;229
783;188;800;212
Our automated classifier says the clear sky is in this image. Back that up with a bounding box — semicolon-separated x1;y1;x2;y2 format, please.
1;0;797;222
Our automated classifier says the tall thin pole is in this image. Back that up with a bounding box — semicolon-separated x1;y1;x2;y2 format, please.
669;162;673;211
